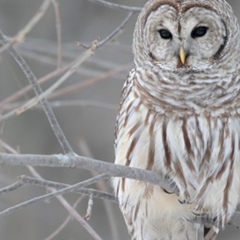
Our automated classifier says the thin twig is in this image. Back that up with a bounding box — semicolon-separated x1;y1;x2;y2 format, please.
2;100;117;111
0;0;52;54
0;182;104;240
0;60;76;109
79;11;134;49
0;139;18;153
0;54;119;119
0;29;73;154
0;174;107;217
43;196;84;240
27;166;103;240
0;175;115;202
15;40;97;115
97;12;134;48
51;0;62;67
0;140;104;240
79;138;120;240
86;0;141;12
20;175;116;202
0;175;108;240
19;49;111;78
49;62;132;99
17;38;127;70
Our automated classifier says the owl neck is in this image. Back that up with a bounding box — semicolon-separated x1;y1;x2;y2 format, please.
133;66;240;117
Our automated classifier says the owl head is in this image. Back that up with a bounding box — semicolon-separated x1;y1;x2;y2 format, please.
133;0;240;72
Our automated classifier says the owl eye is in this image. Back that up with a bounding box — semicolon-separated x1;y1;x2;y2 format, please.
159;29;172;39
191;26;208;38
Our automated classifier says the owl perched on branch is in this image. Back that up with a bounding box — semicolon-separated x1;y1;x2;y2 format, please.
113;0;240;239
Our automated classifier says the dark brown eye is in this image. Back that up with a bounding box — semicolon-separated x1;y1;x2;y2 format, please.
159;29;172;39
191;26;208;38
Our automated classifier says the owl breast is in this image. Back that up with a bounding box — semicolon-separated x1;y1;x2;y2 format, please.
114;68;240;236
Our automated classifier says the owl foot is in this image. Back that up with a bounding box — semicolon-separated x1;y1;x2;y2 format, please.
192;207;209;216
178;194;191;204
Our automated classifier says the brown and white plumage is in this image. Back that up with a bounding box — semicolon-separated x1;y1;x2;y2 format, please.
113;0;240;239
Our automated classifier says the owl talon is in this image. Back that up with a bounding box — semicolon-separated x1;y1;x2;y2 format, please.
192;207;209;216
178;195;191;204
163;188;174;194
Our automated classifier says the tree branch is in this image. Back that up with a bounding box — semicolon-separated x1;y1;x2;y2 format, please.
51;0;62;67
0;152;176;192
0;152;239;227
0;176;115;202
0;28;73;154
20;175;116;202
97;12;134;48
43;197;84;240
0;0;52;53
86;0;141;12
0;174;107;216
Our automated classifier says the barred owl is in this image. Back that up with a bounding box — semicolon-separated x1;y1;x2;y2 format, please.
113;0;240;239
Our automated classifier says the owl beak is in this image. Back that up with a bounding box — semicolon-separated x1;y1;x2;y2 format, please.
179;47;186;64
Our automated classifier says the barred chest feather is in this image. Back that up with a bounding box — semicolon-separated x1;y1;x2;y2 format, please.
113;68;240;239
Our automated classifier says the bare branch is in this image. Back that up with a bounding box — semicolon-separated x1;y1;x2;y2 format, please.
0;152;239;227
78;138;120;240
97;11;134;48
20;175;116;202
15;40;97;115
0;140;104;240
26;166;102;240
43;197;84;240
0;174;107;215
51;0;62;67
0;60;76;108
79;7;134;49
43;188;103;240
0;174;115;203
0;0;51;53
0;180;23;195
0;152;176;192
0;28;73;154
49;62;132;99
86;0;141;12
3;100;117;112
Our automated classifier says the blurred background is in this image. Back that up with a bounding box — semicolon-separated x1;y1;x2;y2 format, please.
0;0;239;239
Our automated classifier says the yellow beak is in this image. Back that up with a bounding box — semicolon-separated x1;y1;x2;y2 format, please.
179;47;186;64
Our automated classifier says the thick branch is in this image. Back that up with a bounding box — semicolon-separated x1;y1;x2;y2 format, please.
0;152;239;227
0;152;176;192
